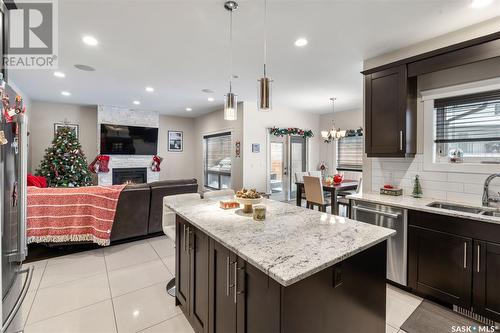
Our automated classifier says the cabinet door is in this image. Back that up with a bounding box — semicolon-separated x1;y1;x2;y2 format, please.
365;65;406;156
408;226;472;308
236;258;281;333
473;241;500;322
189;227;210;333
176;216;190;312
209;240;237;333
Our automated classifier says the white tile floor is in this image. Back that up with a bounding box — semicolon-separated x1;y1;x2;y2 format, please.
15;236;422;333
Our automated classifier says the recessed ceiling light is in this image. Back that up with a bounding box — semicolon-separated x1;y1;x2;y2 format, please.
82;35;98;46
186;107;192;112
145;86;154;93
61;91;71;96
470;0;493;7
133;100;141;105
53;71;65;78
207;97;215;102
74;64;96;72
294;38;308;47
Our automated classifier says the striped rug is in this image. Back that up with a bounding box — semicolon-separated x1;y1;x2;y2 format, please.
27;185;126;246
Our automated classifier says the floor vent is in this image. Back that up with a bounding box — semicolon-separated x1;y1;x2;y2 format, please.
453;305;499;327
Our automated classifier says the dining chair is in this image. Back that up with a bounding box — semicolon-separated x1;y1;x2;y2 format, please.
295;172;308;183
163;193;202;296
337;177;362;218
204;189;235;199
303;176;329;212
308;171;322;178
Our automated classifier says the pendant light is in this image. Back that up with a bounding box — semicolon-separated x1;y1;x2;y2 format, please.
258;0;272;112
321;98;346;143
224;1;238;121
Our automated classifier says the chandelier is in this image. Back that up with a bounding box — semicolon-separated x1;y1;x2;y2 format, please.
321;97;346;143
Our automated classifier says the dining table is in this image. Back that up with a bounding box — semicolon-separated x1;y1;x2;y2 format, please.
295;180;359;215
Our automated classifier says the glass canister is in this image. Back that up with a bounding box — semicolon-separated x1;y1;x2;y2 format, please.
253;205;266;221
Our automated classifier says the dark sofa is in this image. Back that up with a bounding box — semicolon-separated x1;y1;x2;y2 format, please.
110;179;198;242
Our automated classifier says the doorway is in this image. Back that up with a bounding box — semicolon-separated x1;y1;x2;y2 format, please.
268;134;307;201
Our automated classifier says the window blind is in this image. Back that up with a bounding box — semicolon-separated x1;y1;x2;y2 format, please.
337;135;363;171
434;90;500;144
204;132;232;171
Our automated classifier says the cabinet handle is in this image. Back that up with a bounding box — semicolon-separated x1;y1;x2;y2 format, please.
188;228;193;252
234;262;238;304
399;130;403;151
463;242;467;269
477;244;480;273
183;225;187;252
226;257;230;296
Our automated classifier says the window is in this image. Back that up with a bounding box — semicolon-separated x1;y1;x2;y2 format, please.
204;132;232;189
434;90;500;163
337;135;363;171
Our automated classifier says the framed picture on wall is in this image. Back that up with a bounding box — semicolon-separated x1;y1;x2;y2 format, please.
168;130;183;152
54;123;79;139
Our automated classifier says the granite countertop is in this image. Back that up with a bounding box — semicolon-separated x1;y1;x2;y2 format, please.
347;192;500;225
167;198;395;287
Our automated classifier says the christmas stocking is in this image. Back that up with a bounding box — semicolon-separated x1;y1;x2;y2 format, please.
97;155;110;173
88;156;99;174
151;155;163;172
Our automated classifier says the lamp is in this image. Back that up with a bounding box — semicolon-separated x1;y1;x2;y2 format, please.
258;0;272;112
321;97;346;143
224;1;238;121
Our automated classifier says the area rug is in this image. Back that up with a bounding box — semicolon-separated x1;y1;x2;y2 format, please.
401;300;485;333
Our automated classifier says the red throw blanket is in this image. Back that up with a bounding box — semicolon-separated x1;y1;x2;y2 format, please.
27;185;126;246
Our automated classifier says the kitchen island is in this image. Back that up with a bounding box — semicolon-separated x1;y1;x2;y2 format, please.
167;198;395;333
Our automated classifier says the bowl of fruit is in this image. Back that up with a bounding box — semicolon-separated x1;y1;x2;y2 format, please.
235;189;263;213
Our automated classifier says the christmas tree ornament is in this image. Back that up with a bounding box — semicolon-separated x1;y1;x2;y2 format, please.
151;155;163;172
412;175;423;198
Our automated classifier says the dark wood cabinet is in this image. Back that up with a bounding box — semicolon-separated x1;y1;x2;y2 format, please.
408;225;472;308
176;216;210;333
208;240;281;333
473;240;500;322
364;65;417;157
408;210;500;323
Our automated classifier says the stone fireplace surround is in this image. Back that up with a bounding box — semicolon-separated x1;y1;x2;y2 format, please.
97;105;160;186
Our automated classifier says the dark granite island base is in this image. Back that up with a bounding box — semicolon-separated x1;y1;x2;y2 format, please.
175;214;388;333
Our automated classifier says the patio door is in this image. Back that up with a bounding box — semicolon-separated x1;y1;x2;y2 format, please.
268;135;307;201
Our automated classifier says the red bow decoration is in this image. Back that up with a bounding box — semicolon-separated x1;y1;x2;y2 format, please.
151;155;163;172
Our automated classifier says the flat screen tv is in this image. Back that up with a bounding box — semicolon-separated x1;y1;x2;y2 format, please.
100;124;158;155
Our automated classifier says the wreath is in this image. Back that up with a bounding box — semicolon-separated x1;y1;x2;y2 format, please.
269;127;314;139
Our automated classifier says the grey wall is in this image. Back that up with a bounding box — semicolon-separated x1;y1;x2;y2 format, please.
158;115;196;181
29;101;98;174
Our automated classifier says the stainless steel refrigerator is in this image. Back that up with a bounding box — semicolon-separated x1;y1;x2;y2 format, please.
1;83;32;333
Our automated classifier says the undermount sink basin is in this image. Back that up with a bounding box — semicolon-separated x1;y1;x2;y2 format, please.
426;201;500;218
479;210;500;218
426;201;485;214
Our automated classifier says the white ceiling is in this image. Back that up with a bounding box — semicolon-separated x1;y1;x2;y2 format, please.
10;0;500;116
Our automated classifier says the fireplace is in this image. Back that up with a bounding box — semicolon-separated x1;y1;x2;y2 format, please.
112;168;147;185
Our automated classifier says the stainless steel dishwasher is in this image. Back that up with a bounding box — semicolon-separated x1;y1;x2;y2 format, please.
351;200;407;286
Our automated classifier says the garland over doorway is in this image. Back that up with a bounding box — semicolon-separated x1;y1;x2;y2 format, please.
269;127;314;139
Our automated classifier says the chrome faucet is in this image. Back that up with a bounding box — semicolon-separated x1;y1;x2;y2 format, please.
482;173;500;207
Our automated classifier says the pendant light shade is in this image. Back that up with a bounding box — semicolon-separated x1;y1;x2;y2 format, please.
224;92;238;121
224;1;238;121
258;0;272;112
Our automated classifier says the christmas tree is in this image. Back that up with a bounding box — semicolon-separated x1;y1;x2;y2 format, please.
35;127;93;187
412;175;423;198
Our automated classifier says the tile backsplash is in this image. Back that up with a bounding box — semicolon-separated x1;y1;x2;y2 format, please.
371;154;500;206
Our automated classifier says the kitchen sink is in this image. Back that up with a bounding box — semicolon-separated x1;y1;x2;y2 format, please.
426;201;500;218
426;202;485;214
480;210;500;217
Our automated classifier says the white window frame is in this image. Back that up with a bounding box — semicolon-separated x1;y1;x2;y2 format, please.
422;76;500;174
